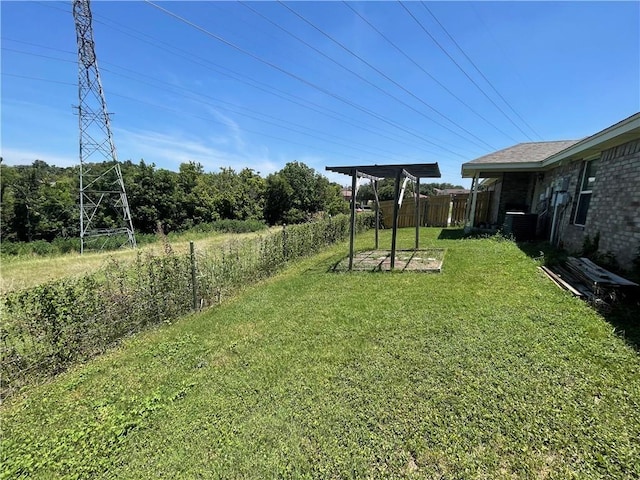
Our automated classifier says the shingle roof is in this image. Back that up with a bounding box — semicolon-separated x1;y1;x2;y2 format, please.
466;140;579;165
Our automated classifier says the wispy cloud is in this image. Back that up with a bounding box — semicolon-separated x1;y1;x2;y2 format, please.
115;127;278;176
1;147;77;167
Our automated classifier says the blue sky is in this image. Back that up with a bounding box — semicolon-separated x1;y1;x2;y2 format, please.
2;1;639;187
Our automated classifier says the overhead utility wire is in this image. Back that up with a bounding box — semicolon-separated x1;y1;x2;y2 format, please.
2;47;77;65
5;37;403;158
96;67;403;159
30;2;476;158
1;52;404;161
399;1;535;142
470;4;535;108
4;42;432;160
3;72;75;87
144;0;467;158
342;2;518;144
278;0;496;151
79;11;457;156
0;71;372;163
95;93;382;163
240;0;472;153
421;2;542;140
31;0;440;155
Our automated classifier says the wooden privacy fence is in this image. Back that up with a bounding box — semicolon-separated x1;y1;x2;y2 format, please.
378;197;428;228
378;192;492;228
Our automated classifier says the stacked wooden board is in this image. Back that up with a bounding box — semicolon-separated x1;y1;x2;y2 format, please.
540;257;638;301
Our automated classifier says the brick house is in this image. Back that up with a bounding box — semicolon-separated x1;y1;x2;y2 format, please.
461;112;640;270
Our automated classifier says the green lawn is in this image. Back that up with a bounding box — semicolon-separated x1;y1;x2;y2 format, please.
2;228;639;479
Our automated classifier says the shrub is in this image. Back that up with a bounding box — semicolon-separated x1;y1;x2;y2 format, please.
0;214;372;398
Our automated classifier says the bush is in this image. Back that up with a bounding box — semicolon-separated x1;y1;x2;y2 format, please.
0;214;372;398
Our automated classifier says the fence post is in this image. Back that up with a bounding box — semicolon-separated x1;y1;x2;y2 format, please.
190;241;198;311
282;223;287;261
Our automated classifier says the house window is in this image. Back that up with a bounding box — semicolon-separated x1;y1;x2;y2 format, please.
574;159;598;226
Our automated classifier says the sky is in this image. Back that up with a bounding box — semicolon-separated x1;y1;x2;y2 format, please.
1;1;639;188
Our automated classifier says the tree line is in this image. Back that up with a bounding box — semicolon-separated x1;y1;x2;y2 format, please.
0;157;465;246
356;179;465;203
0;159;349;244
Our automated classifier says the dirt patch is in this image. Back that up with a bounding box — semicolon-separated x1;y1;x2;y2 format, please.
333;249;445;272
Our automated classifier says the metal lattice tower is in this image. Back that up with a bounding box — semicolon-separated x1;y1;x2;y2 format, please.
73;0;135;253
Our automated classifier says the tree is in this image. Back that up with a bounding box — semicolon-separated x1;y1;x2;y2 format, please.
125;160;182;233
263;173;293;225
357;180;466;203
5;161;77;242
263;161;347;224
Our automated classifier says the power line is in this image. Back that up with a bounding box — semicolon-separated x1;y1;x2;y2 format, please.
278;1;496;151
7;2;484;170
342;2;519;144
421;2;542;140
2;47;441;160
2;72;75;87
239;1;476;154
30;0;423;153
0;71;400;163
81;6;479;157
1;47;77;65
399;1;536;141
70;6;466;157
89;24;445;157
143;0;470;158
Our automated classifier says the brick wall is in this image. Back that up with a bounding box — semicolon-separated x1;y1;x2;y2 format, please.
581;139;640;269
542;139;640;270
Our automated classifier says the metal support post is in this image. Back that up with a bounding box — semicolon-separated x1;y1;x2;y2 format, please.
348;171;358;270
415;177;421;249
390;171;402;270
373;179;380;250
190;241;198;311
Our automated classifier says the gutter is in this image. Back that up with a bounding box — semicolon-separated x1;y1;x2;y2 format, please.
542;112;640;167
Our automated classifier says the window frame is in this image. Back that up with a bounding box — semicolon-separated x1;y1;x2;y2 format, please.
573;157;599;226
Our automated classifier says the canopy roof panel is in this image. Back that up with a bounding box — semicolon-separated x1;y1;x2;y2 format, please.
326;163;441;180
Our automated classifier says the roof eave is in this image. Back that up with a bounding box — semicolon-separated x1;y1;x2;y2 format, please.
461;161;542;178
541;113;640;167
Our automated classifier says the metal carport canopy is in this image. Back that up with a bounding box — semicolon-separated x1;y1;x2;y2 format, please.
326;163;441;180
326;163;441;270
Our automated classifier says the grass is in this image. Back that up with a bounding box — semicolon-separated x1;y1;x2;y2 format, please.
0;228;274;294
2;228;639;479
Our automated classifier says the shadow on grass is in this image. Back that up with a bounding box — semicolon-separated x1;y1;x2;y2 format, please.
604;300;640;353
517;240;640;353
516;240;569;266
437;228;467;240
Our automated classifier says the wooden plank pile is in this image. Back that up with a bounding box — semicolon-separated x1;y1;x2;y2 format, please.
540;257;638;302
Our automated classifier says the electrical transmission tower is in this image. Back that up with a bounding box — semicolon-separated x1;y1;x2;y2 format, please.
72;0;136;253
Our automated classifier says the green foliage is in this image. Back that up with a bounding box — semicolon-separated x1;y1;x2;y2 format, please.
186;219;267;235
1;160;78;243
263;161;346;224
0;214;372;397
2;228;639;479
0;233;159;257
357;181;465;203
580;232;624;273
2;160;343;247
581;231;600;258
